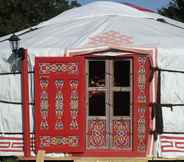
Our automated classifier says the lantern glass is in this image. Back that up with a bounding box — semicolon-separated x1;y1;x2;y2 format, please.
9;34;20;51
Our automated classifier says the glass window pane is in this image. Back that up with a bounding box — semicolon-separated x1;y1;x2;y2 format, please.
114;60;130;87
113;92;130;116
89;91;105;116
89;61;105;87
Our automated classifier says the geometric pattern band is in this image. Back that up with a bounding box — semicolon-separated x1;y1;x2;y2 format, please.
40;136;80;148
136;56;147;152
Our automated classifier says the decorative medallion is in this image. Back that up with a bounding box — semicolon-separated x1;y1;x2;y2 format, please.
112;120;131;150
87;120;106;149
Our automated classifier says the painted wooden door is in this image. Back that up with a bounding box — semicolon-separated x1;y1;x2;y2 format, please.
86;59;133;150
86;55;150;154
34;56;85;153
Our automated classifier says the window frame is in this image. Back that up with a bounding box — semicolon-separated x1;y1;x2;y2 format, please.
86;57;133;150
110;58;133;118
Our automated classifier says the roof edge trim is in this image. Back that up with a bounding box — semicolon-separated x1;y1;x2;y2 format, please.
68;45;154;56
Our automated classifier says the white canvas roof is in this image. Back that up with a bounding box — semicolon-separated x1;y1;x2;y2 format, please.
0;1;184;134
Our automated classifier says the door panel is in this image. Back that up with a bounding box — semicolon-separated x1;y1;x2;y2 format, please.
87;91;109;149
87;119;107;149
111;119;131;150
109;59;132;150
35;56;85;153
86;60;109;149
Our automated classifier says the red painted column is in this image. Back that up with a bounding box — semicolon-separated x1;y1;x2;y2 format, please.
21;49;31;157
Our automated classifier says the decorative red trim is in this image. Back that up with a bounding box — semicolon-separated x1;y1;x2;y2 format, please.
12;142;24;148
133;55;150;153
145;49;158;156
160;136;184;140
21;49;31;157
160;135;184;154
69;46;153;56
123;2;155;13
146;56;152;155
0;150;23;152
161;150;184;153
0;142;11;148
144;56;151;154
0;137;22;140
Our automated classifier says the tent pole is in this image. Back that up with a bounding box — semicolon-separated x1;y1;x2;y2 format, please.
21;49;31;157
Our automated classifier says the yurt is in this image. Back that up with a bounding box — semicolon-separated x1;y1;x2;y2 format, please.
0;1;184;161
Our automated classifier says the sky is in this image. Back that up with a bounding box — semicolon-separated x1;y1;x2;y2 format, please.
78;0;171;11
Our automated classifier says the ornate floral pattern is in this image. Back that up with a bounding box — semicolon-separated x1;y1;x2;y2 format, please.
70;80;79;129
40;136;80;148
137;56;147;152
40;79;49;129
112;120;131;150
55;80;64;129
87;120;106;149
39;63;79;75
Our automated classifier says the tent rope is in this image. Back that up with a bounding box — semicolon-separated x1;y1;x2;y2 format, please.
0;99;34;105
0;71;34;75
154;67;184;74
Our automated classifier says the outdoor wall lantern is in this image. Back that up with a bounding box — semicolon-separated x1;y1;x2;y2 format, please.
8;34;26;72
9;33;20;52
8;33;25;59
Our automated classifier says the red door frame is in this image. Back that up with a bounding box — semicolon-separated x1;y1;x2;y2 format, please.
21;49;31;157
79;54;151;157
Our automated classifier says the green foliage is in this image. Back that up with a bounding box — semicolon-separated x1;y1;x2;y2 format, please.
159;0;184;23
0;0;81;36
